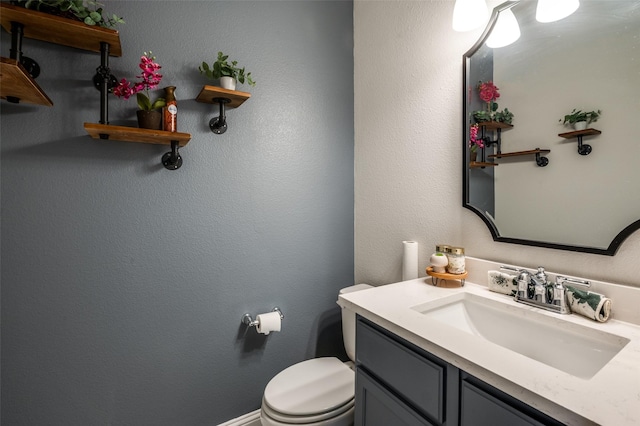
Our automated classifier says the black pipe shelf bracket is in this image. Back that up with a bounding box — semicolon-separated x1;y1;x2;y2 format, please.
479;121;513;155
10;21;40;80
195;85;251;135
210;97;230;134
558;128;602;156
93;41;117;127
92;41;118;125
162;141;183;170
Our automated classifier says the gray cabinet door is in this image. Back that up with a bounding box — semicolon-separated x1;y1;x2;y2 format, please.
356;319;446;423
355;368;435;426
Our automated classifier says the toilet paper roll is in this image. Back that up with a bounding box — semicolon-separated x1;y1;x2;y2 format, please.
256;311;282;335
402;241;419;281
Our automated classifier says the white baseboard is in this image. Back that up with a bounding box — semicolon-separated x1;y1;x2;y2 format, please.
217;409;261;426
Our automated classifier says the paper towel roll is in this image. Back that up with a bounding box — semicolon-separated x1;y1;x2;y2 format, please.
402;241;418;281
256;311;281;335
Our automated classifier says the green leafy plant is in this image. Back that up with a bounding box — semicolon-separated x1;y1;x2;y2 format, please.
15;0;124;28
199;51;256;87
559;109;601;125
494;108;514;124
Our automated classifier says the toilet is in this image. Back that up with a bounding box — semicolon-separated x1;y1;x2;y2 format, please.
260;284;372;426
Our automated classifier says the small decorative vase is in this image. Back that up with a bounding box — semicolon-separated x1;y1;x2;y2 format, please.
573;121;588;131
220;76;237;90
137;110;162;130
470;150;478;163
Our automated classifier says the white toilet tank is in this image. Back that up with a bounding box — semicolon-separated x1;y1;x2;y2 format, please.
339;284;372;362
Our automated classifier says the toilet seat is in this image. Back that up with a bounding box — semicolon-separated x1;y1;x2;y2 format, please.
261;357;355;424
262;397;354;424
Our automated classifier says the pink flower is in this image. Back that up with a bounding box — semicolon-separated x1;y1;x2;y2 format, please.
478;81;500;103
113;79;134;99
469;123;485;151
113;51;166;110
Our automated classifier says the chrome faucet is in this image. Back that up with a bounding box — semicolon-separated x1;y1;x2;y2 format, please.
502;266;590;315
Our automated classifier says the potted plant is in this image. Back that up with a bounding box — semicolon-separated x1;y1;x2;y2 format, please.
13;0;124;27
472;81;513;124
113;51;166;129
199;51;256;90
468;123;485;162
559;109;601;131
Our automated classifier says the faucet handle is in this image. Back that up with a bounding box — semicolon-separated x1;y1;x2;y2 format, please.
555;275;591;288
535;266;547;282
516;270;530;299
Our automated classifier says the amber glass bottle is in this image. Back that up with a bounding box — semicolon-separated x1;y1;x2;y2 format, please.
163;86;177;132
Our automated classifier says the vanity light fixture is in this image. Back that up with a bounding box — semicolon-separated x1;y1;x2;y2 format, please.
486;8;521;48
452;0;489;32
536;0;579;23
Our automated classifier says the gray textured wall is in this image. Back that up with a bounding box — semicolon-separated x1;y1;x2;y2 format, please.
0;1;354;424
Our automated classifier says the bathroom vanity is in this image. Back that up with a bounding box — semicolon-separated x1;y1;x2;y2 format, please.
338;270;640;426
356;317;565;425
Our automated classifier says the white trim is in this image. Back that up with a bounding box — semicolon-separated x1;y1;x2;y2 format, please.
217;409;261;426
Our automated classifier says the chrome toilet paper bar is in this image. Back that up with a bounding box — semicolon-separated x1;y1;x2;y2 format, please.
242;307;284;328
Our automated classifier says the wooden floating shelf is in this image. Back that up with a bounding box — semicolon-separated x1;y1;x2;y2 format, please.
0;3;122;56
84;123;191;147
488;149;550;159
470;161;498;169
0;57;52;106
477;121;513;131
195;85;251;108
558;128;601;138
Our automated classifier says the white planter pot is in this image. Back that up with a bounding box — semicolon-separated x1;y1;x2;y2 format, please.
220;76;237;90
573;121;588;131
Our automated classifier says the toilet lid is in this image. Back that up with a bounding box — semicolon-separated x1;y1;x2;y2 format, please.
263;357;355;416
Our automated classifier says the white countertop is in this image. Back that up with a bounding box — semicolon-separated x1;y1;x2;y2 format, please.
338;278;640;426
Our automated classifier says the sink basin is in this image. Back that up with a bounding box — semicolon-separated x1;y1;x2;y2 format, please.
411;293;629;379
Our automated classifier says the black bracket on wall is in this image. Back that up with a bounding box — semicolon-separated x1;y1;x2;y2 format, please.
209;97;230;134
576;135;592;156
481;127;503;154
92;41;118;127
7;21;40;103
162;141;183;170
535;150;549;167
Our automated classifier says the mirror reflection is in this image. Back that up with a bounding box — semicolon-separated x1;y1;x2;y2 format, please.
463;1;640;255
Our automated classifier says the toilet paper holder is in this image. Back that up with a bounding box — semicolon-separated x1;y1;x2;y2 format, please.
242;307;284;328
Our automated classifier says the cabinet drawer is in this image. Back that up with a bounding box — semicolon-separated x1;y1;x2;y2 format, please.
356;318;445;424
460;376;563;426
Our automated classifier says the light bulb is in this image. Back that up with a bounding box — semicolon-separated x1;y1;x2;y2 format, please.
486;9;521;48
536;0;580;23
453;0;489;32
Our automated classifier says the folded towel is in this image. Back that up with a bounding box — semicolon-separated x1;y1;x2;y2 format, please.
488;271;518;296
565;285;612;322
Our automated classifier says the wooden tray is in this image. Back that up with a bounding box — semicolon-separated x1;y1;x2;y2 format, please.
425;267;467;288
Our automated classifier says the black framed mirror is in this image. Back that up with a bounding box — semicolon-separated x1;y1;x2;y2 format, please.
462;1;640;256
